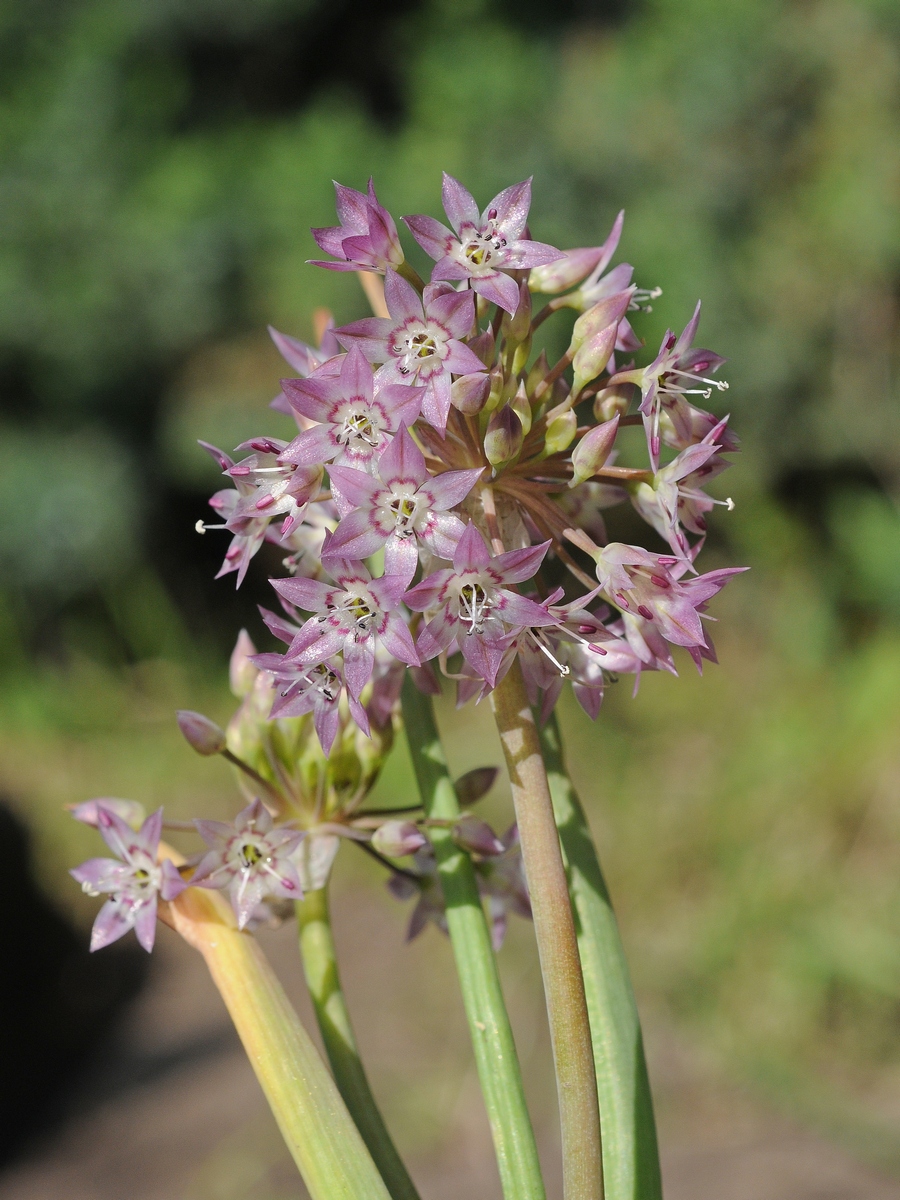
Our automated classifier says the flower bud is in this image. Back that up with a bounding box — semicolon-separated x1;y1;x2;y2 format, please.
454;766;499;807
593;383;633;423
501;280;532;343
177;710;227;756
453;815;505;857
451;372;491;415
372;820;428;858
529;247;604;295
569;290;633;354
572;323;619;394
70;797;146;830
525;349;550;399
545;409;578;456
229;629;258;698
510;381;532;437
485;367;505;414
570;416;619;487
468;328;496;367
484;403;523;468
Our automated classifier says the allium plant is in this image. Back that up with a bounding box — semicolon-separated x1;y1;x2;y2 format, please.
71;173;744;1200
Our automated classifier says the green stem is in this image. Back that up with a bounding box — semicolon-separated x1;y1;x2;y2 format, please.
167;885;390;1200
396;259;426;292
400;676;546;1200
297;888;422;1200
540;713;662;1200
490;661;604;1200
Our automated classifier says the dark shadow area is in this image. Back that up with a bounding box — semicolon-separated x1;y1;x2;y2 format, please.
0;804;148;1168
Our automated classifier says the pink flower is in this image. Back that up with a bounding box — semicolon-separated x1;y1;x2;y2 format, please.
325;426;483;585
310;178;404;274
280;345;423;472
253;650;367;753
404;523;554;687
271;558;419;698
192;799;305;930
593;542;744;650
609;302;729;470
70;805;185;953
404;175;562;315
334;270;486;430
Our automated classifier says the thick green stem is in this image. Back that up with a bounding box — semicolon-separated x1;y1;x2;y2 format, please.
297;888;421;1200
490;661;604;1200
400;676;546;1200
166;885;390;1200
541;713;662;1200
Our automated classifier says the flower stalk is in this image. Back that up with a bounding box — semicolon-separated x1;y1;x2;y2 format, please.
490;659;604;1200
540;713;662;1200
297;887;421;1200
165;883;392;1200
400;675;546;1200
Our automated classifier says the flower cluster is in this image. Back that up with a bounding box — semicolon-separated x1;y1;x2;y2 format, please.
73;172;744;956
198;172;743;747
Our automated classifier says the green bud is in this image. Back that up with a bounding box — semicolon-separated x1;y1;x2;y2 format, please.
501;280;532;343
570;416;620;487
545;409;578;455
510;381;532;437
526;349;550;399
593;383;633;423
572;322;619;394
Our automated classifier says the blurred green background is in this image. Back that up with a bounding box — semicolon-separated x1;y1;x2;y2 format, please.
2;0;900;1186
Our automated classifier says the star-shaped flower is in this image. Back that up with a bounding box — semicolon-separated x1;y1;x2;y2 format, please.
324;427;483;585
404;175;562;315
192;799;305;930
310;178;404;274
334;271;486;431
271;558;419;698
592;542;744;649
280;345;424;472
609;302;728;470
70;805;186;953
404;523;555;687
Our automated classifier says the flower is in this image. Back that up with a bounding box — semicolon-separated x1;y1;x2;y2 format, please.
192;799;305;930
280;345;424;473
593;542;743;650
253;651;368;753
334;270;486;430
271;557;419;698
609;302;729;470
404;175;562;314
70;805;185;953
404;523;555;687
629;420;735;555
324;426;483;585
310;179;404;274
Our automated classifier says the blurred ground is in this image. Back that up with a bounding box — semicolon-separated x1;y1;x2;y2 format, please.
2;880;898;1200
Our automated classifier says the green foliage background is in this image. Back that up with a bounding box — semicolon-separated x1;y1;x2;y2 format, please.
2;0;900;1174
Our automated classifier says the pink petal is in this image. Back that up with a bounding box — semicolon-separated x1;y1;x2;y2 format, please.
380;612;420;666
340;344;374;402
378;425;428;487
442;173;480;235
268;326;319;375
332;317;393;362
404;568;453;611
453;522;491;572
426;288;475;339
402;213;457;261
484;178;531;239
443;340;486;376
425;466;483;510
327;464;380;508
272;575;333;611
494;540;551;584
472;272;521;315
91;899;135;952
344;639;376;698
280;424;338;467
383;269;424;323
384;533;420;585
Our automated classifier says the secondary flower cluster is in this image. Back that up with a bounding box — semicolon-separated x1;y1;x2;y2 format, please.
71;631;524;951
198;172;743;746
